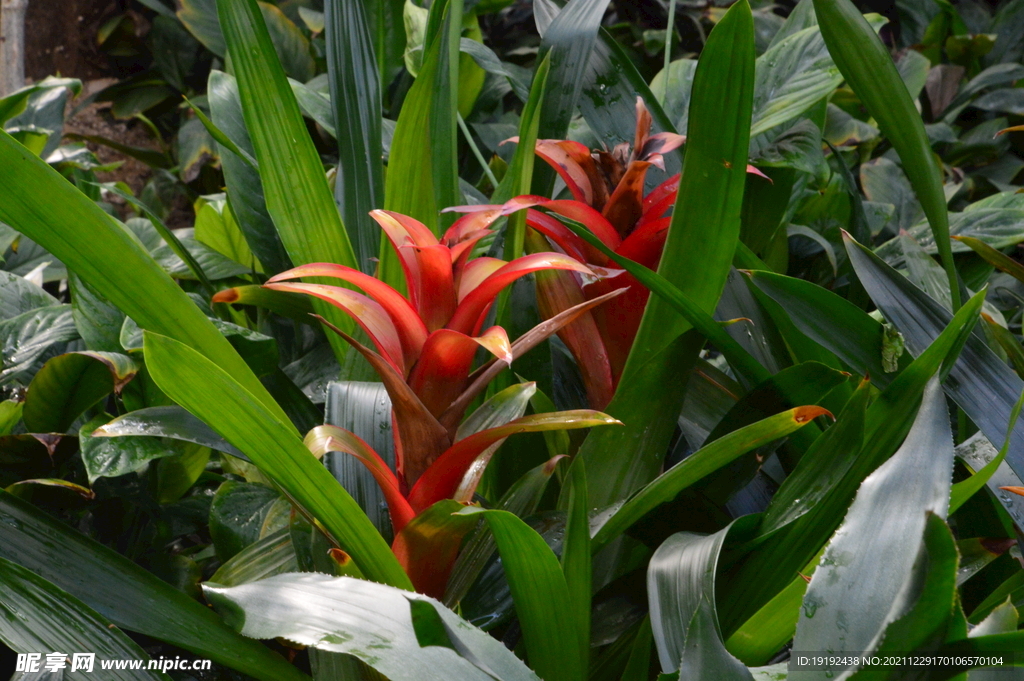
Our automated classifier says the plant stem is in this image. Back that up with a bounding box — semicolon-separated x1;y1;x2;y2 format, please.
457;113;499;189
662;0;677;99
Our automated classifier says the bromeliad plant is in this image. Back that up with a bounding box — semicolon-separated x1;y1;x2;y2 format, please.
258;208;620;595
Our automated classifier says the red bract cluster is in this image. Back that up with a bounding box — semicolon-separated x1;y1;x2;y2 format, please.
263;209;619;596
449;98;767;408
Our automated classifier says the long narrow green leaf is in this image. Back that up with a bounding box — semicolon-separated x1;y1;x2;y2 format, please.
949;386;1024;514
0;556;168;681
592;405;827;553
462;508;585;681
143;331;411;588
0;131;285;420
562;459;591;672
574;0;755;507
325;0;384;272
0;491;308;681
217;0;358;357
813;0;960;309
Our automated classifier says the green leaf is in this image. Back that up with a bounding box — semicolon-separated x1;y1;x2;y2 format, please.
194;199;259;271
462;507;585;681
93;405;247;458
156;442;211;504
210;480;287;561
0;490;308;681
210;527;299;587
383;0;461;248
561;459;591;671
575;0;755;508
218;0;359;359
79;413;178;483
204;573;540;681
69;272;126;353
0;130;283;418
0;400;22;436
813;0;960;309
207;70;292;275
0;306;80;387
647;517;760;674
325;0;384;272
592;405;827;552
950;386;1024;514
322;381;396;537
845;234;1024;483
143;331;410;588
23;351;137;433
791;377;953;668
0;556;169;680
0;270;56;319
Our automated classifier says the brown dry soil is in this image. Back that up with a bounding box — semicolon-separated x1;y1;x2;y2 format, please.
23;0;183;220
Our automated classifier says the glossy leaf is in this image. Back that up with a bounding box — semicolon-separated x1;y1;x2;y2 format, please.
462;507;585;681
93;405;247;459
0;491;308;681
143;331;410;588
204;573;540;681
217;0;359;360
210;527;299;587
0;131;284;418
79;413;178;483
23;351;137;433
575;0;756;508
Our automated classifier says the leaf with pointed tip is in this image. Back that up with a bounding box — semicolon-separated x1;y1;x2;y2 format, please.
212;285;315;322
954;235;1024;285
845;234;1024;483
408;410;620;513
561;459;591;669
460;508;585;681
408;328;512;418
593;405;830;552
204;573;539;681
813;0;959;308
92;405;247;459
447;253;594;335
22;351;137;433
143;331;410;588
305;424;414;534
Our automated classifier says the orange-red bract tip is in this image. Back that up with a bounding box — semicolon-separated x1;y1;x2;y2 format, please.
793;406;833;423
999;486;1024;497
211;288;240;303
327;548;352;567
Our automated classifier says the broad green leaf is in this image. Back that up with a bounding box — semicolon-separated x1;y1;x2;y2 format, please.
0;130;284;419
23;351;137;433
0;490;308;681
845;235;1024;483
461;507;585;681
719;289;985;636
814;0;960;308
194;199;260;271
93;405;247;459
444;455;562;607
325;0;384;272
791;377;953;671
0;556;169;680
592;406;828;552
79;413;179;483
69;272;126;353
648;517;760;674
575;0;755;508
210;527;299;587
561;459;591;670
211;480;287;561
156;442;211;503
0;270;55;319
0;306;79;387
143;331;410;588
0;400;22;435
845;513;960;679
218;0;358;360
204;572;540;681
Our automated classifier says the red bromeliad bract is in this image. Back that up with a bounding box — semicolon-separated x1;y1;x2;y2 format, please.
245;209;619;597
446;98;768;409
